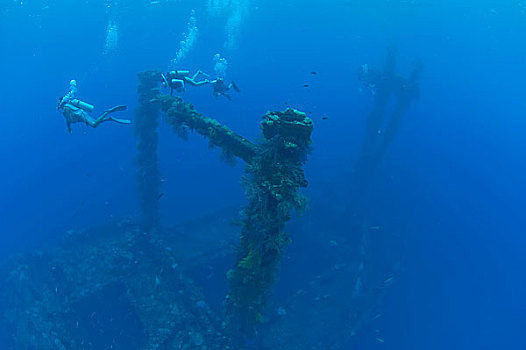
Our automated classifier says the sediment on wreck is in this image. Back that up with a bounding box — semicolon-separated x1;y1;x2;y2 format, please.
0;223;231;350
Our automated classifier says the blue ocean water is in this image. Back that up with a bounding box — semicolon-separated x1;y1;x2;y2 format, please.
1;0;525;348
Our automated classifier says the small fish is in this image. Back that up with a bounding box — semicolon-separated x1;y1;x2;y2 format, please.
157;193;164;200
321;116;328;120
303;84;309;88
311;71;317;75
384;276;394;285
376;338;385;343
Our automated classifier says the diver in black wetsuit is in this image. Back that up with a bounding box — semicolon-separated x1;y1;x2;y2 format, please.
210;78;240;101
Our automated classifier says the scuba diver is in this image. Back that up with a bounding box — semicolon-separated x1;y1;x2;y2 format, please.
210;78;240;101
57;80;130;134
161;70;210;95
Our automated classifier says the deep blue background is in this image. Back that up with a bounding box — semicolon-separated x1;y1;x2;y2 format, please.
1;0;525;348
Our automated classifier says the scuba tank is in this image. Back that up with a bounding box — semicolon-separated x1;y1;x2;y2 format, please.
169;70;190;77
70;99;94;113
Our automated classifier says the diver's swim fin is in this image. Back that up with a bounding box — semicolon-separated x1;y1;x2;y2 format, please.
104;105;127;114
109;117;132;124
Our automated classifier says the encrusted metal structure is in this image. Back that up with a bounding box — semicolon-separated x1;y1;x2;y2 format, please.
155;80;314;331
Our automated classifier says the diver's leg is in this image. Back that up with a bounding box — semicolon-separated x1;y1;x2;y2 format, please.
230;81;240;92
199;70;210;78
191;71;200;80
84;114;100;127
95;106;131;125
92;112;130;126
104;105;127;114
184;78;198;86
91;112;110;127
185;77;210;87
107;117;131;124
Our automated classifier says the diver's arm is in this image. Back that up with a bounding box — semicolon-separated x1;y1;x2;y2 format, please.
61;80;78;106
62;108;73;133
192;70;210;80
